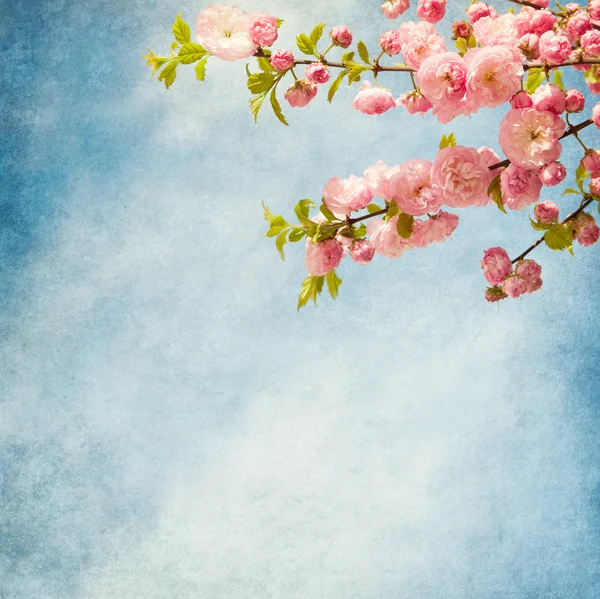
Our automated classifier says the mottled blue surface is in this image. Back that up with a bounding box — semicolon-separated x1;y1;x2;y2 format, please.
1;1;600;597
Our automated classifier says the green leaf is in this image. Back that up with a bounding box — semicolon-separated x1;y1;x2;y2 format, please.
396;212;415;239
157;60;178;89
275;230;288;259
249;93;267;124
529;217;551;231
347;68;366;84
310;24;325;48
325;270;342;300
576;163;589;191
341;51;355;62
298;275;324;310
270;87;289;126
544;222;573;251
455;37;468;56
553;69;565;91
257;57;275;72
367;203;382;214
143;50;170;77
354;223;367;238
178;42;207;64
262;201;275;222
563;188;582;196
439;133;457;149
327;69;347;103
195;57;208;81
296;33;316;56
266;215;289;237
526;67;546;93
467;34;477;49
295;199;315;225
487;174;507;214
320;204;338;222
173;13;191;44
357;41;370;64
386;200;399;221
289;228;306;242
276;18;284;28
247;72;276;94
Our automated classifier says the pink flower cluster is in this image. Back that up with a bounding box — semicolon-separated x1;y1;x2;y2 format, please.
481;248;543;301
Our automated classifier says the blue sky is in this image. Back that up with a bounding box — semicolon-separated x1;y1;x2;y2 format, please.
1;1;600;597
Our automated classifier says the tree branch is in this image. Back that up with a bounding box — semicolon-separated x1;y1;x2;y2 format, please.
507;0;600;31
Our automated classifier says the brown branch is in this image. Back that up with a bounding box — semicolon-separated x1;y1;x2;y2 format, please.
524;59;600;71
511;196;594;263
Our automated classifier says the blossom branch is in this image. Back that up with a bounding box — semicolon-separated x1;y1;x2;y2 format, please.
507;0;600;31
511;196;595;263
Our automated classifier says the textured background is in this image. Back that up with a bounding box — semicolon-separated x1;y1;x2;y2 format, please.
1;0;600;597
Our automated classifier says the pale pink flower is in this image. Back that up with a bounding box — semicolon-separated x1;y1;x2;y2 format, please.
270;49;294;71
478;146;501;168
367;217;413;258
531;0;548;7
398;20;437;46
565;88;585;112
432;99;475;124
573;213;600;246
330;26;353;48
397;90;433;115
322;175;374;216
432;146;490;208
582;30;600;58
465;46;524;108
350;240;375;265
531;10;556;35
249;13;278;47
195;4;257;61
417;0;447;24
502;276;529;298
498;108;566;169
519;33;540;60
590;0;600;24
531;84;566;115
417;52;467;105
534;200;559;223
515;260;543;293
305;238;344;276
485;286;508;302
481;247;512;285
410;211;459;247
538;161;567;186
352;82;396;115
284;80;317;108
582;150;600;172
402;30;447;70
500;164;542;210
538;31;572;65
389;159;443;216
467;3;497;24
473;15;520;49
380;30;402;56
593;102;600;127
591;170;600;196
510;90;533;109
305;63;330;84
364;161;402;201
514;8;535;37
567;10;592;38
381;0;411;19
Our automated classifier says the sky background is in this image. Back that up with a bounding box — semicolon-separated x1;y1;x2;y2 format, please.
1;0;600;597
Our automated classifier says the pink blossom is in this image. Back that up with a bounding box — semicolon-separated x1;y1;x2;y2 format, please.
531;84;566;115
305;63;330;84
502;276;529;298
481;247;512;285
593;102;600;127
397;90;433;115
515;260;543;293
565;88;586;112
381;0;411;19
538;31;572;65
305;238;344;276
573;213;600;246
195;5;257;61
498;108;566;169
465;46;524;108
531;10;556;35
452;21;473;40
500;164;542;210
473;15;520;49
478;146;501;167
402;29;447;70
485;286;508;302
417;0;447;24
410;211;459;247
352;82;396;115
380;30;402;56
249;13;278;47
417;52;467;105
431;99;475;124
534;200;559;223
270;49;294;71
467;3;497;24
322;175;374;216
590;170;600;196
367;217;413;258
531;0;548;7
432;146;489;208
538;161;567;186
567;10;592;38
390;159;443;216
514;8;535;37
284;80;317;108
590;0;600;24
519;33;540;60
330;26;353;48
510;90;533;109
349;240;375;265
364;161;402;201
398;20;437;46
582;30;600;57
582;150;600;172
